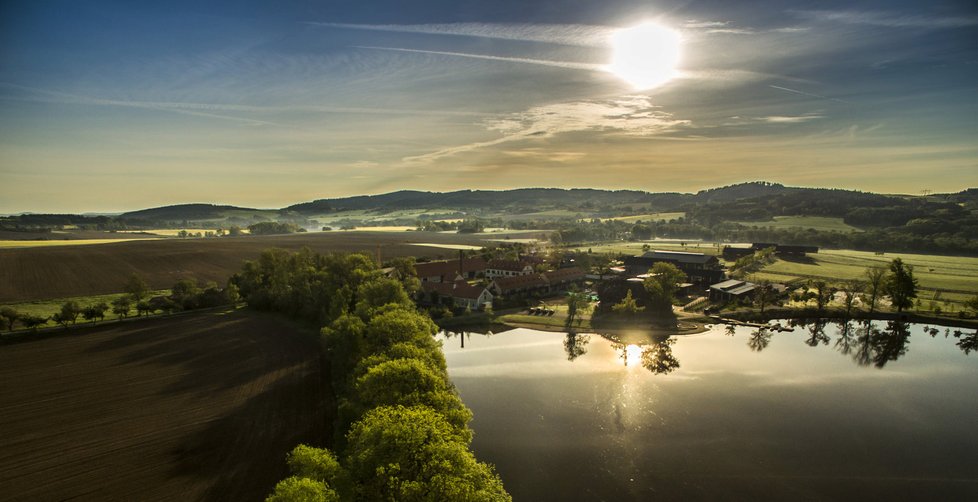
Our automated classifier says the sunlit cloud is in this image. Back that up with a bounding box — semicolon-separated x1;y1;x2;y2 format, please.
758;114;824;124
403;95;689;164
307;22;612;47
791;10;978;29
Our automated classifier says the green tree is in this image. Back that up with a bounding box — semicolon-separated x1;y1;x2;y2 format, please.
966;294;978;315
753;281;775;314
885;258;918;313
354;278;413;319
59;300;81;325
354;358;472;431
565;291;590;325
643;262;686;308
171;278;201;310
611;289;645;315
21;315;48;331
0;307;21;331
345;405;510;502
810;280;833;312
266;477;338;502
112;296;132;319
225;281;240;305
864;266;888;314
840;279;864;318
286;445;346;487
82;303;109;324
124;273;150;302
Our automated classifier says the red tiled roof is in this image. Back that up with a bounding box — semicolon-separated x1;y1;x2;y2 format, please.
486;259;531;272
415;257;487;278
492;273;548;292
543;267;585;283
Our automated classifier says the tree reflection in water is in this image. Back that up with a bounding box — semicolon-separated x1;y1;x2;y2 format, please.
804;319;830;347
747;328;772;352
563;332;590;361
849;320;912;368
953;330;978;355
640;336;680;375
834;321;855;356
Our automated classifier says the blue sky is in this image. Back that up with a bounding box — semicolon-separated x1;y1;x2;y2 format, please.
1;0;976;212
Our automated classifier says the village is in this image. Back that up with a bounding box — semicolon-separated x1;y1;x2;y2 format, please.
405;243;817;323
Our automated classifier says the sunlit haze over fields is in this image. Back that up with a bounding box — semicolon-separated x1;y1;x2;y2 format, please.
1;0;976;212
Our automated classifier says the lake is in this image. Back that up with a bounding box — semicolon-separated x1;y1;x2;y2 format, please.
438;321;978;501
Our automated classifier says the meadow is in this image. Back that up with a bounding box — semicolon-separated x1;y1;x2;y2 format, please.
733;215;863;233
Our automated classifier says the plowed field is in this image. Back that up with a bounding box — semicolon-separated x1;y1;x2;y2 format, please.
0;231;485;302
0;310;326;501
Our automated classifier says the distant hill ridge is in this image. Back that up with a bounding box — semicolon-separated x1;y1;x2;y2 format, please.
102;182;974;221
121;203;266;221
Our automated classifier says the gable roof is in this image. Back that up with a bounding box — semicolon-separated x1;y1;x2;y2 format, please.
415;257;487;278
543;267;585;283
492;273;549;290
630;250;717;265
486;259;532;272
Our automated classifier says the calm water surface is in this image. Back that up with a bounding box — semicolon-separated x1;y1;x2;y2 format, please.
438;322;978;501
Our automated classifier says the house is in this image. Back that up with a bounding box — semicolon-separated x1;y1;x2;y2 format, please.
415;257;488;283
709;279;757;302
420;280;493;310
484;259;535;279
490;273;549;296
623;250;725;285
542;267;586;290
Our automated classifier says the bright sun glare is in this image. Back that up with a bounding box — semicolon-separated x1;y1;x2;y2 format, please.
608;22;682;90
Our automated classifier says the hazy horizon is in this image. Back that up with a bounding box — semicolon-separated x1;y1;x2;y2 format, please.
2;0;976;213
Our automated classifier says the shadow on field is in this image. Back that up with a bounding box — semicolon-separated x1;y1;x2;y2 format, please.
84;310;329;499
84;311;317;397
169;376;326;501
778;254;818;265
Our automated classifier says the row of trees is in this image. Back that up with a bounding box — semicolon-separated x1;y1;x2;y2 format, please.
232;249;510;500
0;273;239;333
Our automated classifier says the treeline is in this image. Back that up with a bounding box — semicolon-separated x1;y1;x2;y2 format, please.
231;249;510;501
546;218;978;256
247;221;307;235
0;273;239;333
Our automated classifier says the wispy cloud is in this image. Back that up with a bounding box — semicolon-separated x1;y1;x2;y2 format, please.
769;85;850;104
791;10;978;29
0;82;488;122
758;114;824;124
308;22;612;47
403;95;689;164
353;46;600;71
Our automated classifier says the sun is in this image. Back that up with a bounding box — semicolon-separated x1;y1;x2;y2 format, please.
607;22;682;90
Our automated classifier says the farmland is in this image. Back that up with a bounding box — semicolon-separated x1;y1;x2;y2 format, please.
0;231;490;303
0;309;325;501
733;215;863;233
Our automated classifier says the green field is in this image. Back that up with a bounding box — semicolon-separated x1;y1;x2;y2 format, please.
577;241;729;257
734;216;862;233
1;290;171;329
756;249;978;305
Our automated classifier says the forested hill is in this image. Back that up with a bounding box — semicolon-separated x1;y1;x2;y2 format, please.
285;188;664;213
121;204;271;221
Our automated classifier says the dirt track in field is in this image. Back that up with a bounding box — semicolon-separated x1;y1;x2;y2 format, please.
0;310;326;501
0;231;485;302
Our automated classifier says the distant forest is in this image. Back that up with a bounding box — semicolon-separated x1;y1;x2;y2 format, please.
2;182;976;255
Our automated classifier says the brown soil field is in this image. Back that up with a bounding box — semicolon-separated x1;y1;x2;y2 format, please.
0;231;487;303
0;309;326;501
